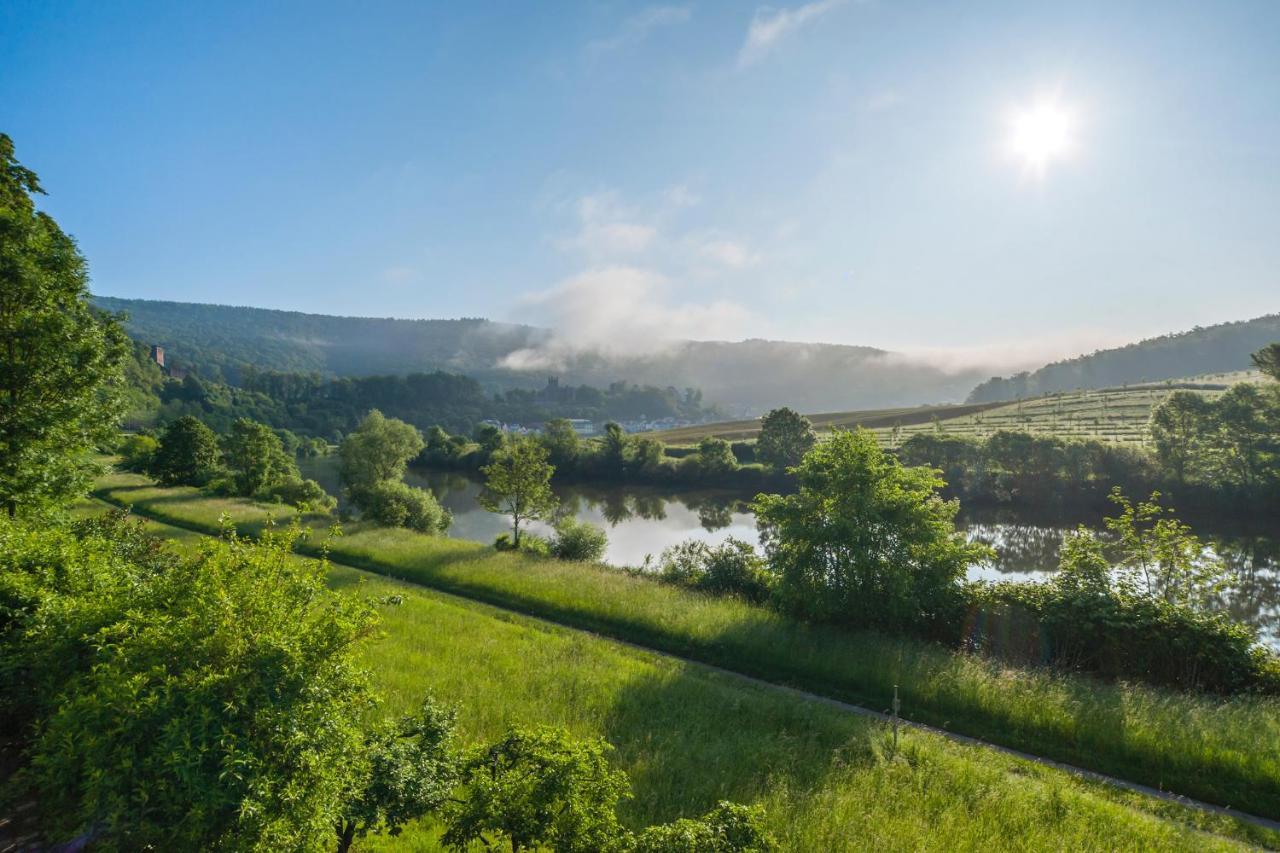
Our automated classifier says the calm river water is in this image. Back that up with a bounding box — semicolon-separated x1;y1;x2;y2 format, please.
301;458;1280;647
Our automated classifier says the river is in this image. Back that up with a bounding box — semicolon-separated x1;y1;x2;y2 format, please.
301;458;1280;648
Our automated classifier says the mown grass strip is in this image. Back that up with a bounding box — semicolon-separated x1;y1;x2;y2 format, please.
94;473;1280;822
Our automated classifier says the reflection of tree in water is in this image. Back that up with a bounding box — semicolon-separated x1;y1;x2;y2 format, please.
1208;536;1280;646
963;523;1066;574
599;491;634;526
630;494;667;522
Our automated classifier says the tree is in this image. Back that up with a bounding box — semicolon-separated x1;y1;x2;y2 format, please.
0;134;129;517
540;418;580;467
357;479;451;533
339;409;425;494
1103;489;1229;608
752;429;991;634
479;437;558;547
118;433;159;473
600;422;628;472
627;802;776;852
1251;342;1280;381
336;697;460;853
756;407;816;470
223;417;298;495
9;519;378;849
443;727;629;852
696;436;737;475
151;415;222;486
1149;391;1210;485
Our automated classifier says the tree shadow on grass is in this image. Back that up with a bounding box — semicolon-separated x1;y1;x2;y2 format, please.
597;662;880;829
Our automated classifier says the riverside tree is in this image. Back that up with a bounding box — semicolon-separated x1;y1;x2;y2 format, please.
151;415;223;486
480;436;557;548
0;134;128;517
340;410;449;532
756;406;816;470
753;429;991;634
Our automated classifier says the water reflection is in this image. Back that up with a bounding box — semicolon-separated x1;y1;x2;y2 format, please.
300;459;1279;647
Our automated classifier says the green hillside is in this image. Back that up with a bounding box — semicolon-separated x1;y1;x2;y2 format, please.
967;315;1280;402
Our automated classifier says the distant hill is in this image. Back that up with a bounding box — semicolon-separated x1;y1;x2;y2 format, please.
966;314;1280;403
93;295;994;413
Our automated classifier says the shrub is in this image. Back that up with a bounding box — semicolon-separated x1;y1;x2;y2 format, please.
628;801;776;852
494;531;552;557
653;538;774;604
117;434;158;473
550;517;608;562
355;480;451;534
259;477;337;513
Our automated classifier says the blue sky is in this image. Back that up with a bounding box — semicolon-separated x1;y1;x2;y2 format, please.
3;1;1278;363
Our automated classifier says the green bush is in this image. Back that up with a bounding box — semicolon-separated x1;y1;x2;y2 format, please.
550;517;608;562
259;477;337;513
653;538;774;604
354;480;451;534
494;531;552;557
117;434;158;473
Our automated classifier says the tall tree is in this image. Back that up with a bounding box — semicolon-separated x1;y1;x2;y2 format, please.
756;407;816;470
0;134;128;516
479;437;557;547
151;415;223;486
1253;343;1280;381
339;409;425;494
223;418;297;496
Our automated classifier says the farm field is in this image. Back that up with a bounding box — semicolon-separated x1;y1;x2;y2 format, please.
69;495;1277;850
653;371;1262;448
93;471;1280;824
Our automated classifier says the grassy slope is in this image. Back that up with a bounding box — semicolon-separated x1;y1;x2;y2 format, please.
655;371;1262;447
93;473;1280;822
74;496;1274;850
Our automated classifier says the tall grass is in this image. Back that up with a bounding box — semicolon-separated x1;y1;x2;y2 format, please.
95;473;1280;821
79;497;1272;850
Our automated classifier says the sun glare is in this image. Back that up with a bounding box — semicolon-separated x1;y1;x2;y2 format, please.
1007;99;1075;175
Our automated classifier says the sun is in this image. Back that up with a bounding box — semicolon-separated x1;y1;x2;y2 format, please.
1007;99;1075;174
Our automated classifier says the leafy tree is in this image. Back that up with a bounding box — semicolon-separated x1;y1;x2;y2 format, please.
480;437;558;547
150;415;222;486
630;436;665;473
9;519;378;849
340;409;426;494
753;429;991;634
1149;392;1211;485
540;418;580;467
0;134;129;516
473;422;506;456
1252;342;1280;381
756;407;816;470
696;436;737;475
443;726;629;852
601;422;629;472
1103;489;1229;608
223;417;298;495
336;697;460;853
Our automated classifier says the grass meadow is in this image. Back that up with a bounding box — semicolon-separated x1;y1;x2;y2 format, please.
74;494;1278;850
92;471;1280;823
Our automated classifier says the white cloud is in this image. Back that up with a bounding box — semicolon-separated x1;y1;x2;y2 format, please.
738;0;846;67
663;183;702;208
557;192;658;257
697;237;761;269
587;5;691;57
500;266;755;368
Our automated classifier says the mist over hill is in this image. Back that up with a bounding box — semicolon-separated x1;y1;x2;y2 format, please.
93;296;992;413
966;314;1280;403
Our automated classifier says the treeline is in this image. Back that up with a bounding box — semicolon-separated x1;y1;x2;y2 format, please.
125;353;720;440
967;313;1280;402
649;430;1279;695
899;373;1280;515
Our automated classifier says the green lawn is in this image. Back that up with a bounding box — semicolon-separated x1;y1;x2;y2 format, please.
93;472;1280;824
73;495;1277;850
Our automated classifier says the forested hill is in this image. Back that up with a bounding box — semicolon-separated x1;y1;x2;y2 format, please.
93;295;993;412
966;314;1280;403
92;296;546;383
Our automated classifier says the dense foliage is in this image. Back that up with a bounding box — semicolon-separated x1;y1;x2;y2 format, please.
0;134;129;517
755;407;816;470
480;437;558;547
754;429;990;636
340;410;449;532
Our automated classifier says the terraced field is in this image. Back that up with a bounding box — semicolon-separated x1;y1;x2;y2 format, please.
654;371;1262;448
